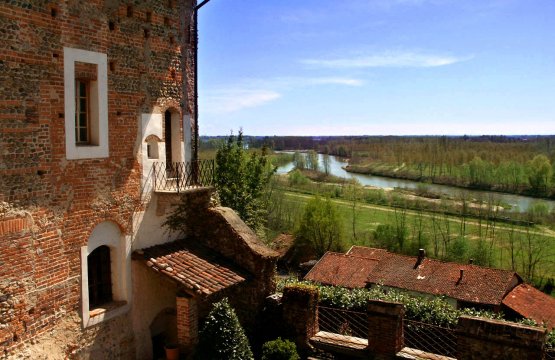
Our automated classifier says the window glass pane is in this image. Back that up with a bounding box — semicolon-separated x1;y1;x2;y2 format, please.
79;128;88;142
79;81;87;96
80;98;87;112
79;112;87;127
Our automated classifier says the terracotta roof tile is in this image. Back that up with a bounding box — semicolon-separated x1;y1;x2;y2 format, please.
135;240;247;297
366;254;519;305
502;284;555;329
305;247;520;306
304;252;380;288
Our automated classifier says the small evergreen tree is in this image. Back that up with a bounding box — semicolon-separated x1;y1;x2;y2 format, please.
261;337;300;360
195;298;254;360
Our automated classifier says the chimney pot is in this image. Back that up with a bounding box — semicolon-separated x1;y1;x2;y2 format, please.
459;269;464;281
469;259;474;264
418;249;425;258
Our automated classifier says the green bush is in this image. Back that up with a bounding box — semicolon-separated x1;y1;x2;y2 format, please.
195;298;253;360
261;337;300;360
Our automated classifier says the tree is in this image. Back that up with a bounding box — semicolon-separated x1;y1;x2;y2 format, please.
195;298;254;360
214;131;275;233
295;196;345;256
528;154;552;195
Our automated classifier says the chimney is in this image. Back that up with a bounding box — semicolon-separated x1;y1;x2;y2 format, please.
414;248;426;269
458;269;464;283
469;259;474;264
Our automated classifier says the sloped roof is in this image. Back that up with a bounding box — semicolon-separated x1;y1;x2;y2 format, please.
305;247;520;306
346;246;390;259
134;240;247;297
502;284;555;329
366;254;519;305
304;252;380;288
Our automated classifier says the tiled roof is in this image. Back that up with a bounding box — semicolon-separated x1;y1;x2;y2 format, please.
304;252;380;288
347;246;390;259
502;284;555;329
305;246;520;306
366;254;519;305
135;240;247;297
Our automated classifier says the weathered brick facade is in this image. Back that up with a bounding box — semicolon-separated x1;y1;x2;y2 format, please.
0;0;197;357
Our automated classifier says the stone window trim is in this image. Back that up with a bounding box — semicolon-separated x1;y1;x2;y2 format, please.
80;221;131;328
64;47;109;160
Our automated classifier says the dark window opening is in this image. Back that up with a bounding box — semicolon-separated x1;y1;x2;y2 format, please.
87;245;113;308
75;80;90;144
146;11;152;22
144;28;150;38
169;35;175;45
50;7;57;18
164;110;172;169
127;5;133;17
109;20;115;31
109;61;116;72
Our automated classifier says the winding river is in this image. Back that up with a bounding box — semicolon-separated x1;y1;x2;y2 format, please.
276;152;555;213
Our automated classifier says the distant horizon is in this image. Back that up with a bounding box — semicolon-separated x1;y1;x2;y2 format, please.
198;0;555;136
201;133;555;138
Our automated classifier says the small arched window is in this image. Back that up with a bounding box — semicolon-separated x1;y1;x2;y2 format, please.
87;245;113;308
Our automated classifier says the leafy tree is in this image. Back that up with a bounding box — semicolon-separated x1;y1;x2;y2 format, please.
195;298;254;360
295;196;345;256
214;131;275;233
261;338;300;360
528;154;553;195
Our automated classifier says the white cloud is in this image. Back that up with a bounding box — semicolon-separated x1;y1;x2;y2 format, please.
202;76;363;114
301;51;473;69
203;89;281;114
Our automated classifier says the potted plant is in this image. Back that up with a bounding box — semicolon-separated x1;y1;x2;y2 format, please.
164;343;179;360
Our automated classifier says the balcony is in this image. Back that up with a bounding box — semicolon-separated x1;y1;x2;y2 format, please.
152;160;215;193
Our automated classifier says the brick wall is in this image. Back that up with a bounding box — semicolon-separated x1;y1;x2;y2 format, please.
0;0;196;357
456;316;546;360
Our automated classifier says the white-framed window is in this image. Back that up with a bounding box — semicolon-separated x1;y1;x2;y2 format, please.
64;47;108;159
80;221;130;328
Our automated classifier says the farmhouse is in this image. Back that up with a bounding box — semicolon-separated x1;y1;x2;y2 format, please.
0;1;277;359
305;246;555;328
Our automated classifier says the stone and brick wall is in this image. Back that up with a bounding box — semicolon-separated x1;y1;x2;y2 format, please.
0;0;196;357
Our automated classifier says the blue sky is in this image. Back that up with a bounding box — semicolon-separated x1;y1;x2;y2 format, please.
197;0;555;136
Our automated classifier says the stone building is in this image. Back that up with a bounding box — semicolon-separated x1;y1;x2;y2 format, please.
0;1;277;358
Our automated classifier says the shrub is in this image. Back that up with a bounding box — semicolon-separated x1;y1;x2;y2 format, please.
195;298;253;360
261;337;300;360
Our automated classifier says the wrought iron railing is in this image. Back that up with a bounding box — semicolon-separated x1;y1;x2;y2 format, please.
317;306;368;345
152;160;214;192
546;348;555;360
404;319;457;359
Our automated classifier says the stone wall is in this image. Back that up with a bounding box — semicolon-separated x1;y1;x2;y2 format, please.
456;316;546;360
0;0;196;357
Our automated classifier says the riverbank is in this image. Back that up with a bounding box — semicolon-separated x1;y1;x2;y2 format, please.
345;162;555;202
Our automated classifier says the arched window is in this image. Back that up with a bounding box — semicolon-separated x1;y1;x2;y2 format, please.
81;221;130;327
87;245;113;308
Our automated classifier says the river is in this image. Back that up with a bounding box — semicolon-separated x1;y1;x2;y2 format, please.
276;152;555;213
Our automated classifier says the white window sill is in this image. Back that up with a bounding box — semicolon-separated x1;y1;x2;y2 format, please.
84;301;129;328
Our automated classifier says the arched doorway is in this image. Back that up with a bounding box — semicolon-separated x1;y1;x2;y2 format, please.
150;307;177;359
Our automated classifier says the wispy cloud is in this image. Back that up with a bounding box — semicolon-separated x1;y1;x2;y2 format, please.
203;89;281;114
301;51;473;69
203;76;363;114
